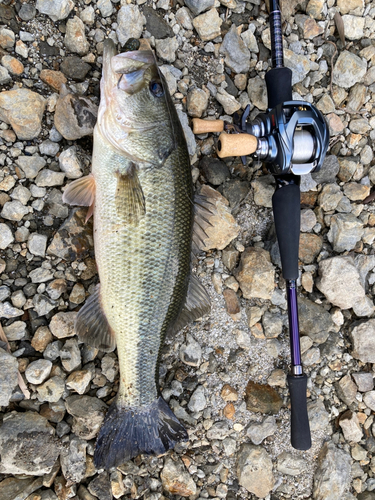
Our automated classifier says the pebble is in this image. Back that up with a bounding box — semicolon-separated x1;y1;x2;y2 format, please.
220;25;250;74
15;155;46;179
60;435;87;485
192;8;222;42
36;0;73;21
336;374;358;406
176;109;196;156
0;222;13;249
0;66;11;85
343;182;370;201
277;451;307;476
60;56;91;81
143;6;174;39
298;296;335;344
244;380;283;414
223;288;241;320
88;472;112;500
342;14;365;40
262;311;283;338
0;411;59;475
247;76;268;111
28;233;48;257
0;89;46;140
59;146;83;179
215;87;241;115
65;395;107;439
80;6;95;26
0;27;15;49
199;156;229;186
246;415;277;445
161;456;197;497
29;267;54;284
25;359;52;385
0;349;19;406
31;326;53;352
351;320;375;363
206;420;230;440
237;444;274;498
187;88;209;118
180;334;202;367
234;247;275;300
64;16;89;55
40;70;67;92
3;321;27;341
0;301;23;318
333;51;367;88
116;5;146;47
352;372;374;392
307;398;330;432
60;338;81;372
363;391;375;411
49;311;77;339
54;86;98;141
313;441;352;500
35;169;65;187
19;3;36;21
184;0;214;16
66;369;92;394
36;376;65;403
1;55;24;75
251;175;275;207
0;477;43;500
155;37;179;63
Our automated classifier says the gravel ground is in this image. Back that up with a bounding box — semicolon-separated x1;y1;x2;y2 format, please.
0;0;375;499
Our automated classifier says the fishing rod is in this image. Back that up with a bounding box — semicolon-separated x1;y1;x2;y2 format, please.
193;0;329;450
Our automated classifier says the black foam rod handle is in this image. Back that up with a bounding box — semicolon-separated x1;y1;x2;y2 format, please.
265;67;293;109
272;183;300;280
288;373;312;450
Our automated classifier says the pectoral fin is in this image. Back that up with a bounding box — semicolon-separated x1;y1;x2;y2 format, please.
172;274;211;334
75;284;116;352
62;174;96;222
115;167;145;226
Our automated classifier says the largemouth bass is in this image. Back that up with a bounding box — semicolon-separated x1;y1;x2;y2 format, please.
62;39;211;469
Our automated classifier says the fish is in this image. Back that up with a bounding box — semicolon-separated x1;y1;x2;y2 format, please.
62;38;213;469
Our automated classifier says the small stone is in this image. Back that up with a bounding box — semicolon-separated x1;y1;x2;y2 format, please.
36;0;74;21
28;233;48;257
245;380;282;414
223;402;235;419
176;109;196;156
80;6;95;25
155;37;179;63
59;146;83;179
0;89;45;140
313;441;352;500
180;335;202;367
220;24;250;74
65;395;107;439
15;155;46;179
337;0;364;14
116;5;146;47
0;301;23;319
186;88;208;118
234;247;275;300
215;87;241;115
88;472;111;500
351;320;375;363
3;321;27;341
19;3;36;21
308;398;330;432
262;311;283;338
35;169;65;187
299;233;322;264
223;288;241;320
246;415;277;445
66;369;92;395
101;354;117;382
328;213;364;252
199;157;229;186
326;113;345;136
0;349;19;406
363;391;375;411
318;183;343;211
192;9;222;42
47;279;68;300
332;51;367;89
64;16;89;55
60;56;91;81
60;435;87;485
0;477;43;500
97;0;113;17
36;376;65;403
29;267;54;284
336;374;358;406
277;451;307;476
338;157;358;182
15;40;28;59
301;209;317;232
0;412;59;475
69;283;85;304
0;222;13;249
251;175;275;207
352;373;374;392
161;457;197;497
339;410;363;442
237;444;274;498
184;0;214;16
25;359;52;385
40;70;67;92
298;296;335;344
206;421;230;440
220;384;238;402
49;311;77;339
60;338;81;372
1;55;24;75
302;346;321;366
54;87;97;141
32;326;53;353
306;0;324;18
343;182;370;201
342;14;365;40
284;48;311;84
0;28;15;49
188;385;206;412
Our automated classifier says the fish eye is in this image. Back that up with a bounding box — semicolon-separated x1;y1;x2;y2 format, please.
150;80;164;98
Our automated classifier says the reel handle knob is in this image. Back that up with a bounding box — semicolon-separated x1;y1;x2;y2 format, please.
192;118;224;134
217;132;258;159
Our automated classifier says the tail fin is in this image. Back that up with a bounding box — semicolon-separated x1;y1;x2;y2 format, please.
94;397;188;469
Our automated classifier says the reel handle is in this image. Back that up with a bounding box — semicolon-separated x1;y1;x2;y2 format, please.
217;132;258;159
192;118;224;134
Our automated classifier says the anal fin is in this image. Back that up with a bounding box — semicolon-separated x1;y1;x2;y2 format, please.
172;274;211;334
75;284;116;352
115;167;145;226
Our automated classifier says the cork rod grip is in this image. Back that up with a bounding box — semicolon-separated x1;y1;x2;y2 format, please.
217;132;258;158
192;118;224;134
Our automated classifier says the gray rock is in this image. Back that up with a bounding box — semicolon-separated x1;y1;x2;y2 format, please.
184;0;215;16
301;209;317;232
0;477;43;500
65;395;108;439
88;472;112;500
80;6;95;25
11;185;31;205
251;175;275;207
15;155;46;179
300;172;318;192
39;140;59;157
0;411;60;475
313;441;352;500
352;372;374;392
0;285;10;302
3;321;27;341
49;311;77;339
64;16;89;55
307;399;330;432
160;457;197;497
97;0;113;17
192;8;223;42
342;14;365;40
35;169;65;187
187;88;208;118
277;451;307;476
0;66;11;85
206;421;230;440
176;109;196;156
220;24;250;74
0;223;13;249
60;56;91;81
215;88;241;115
262;311;283;338
180;334;202;367
318;183;343;211
36;0;74;21
36;376;65;403
363;391;375;411
317;256;366;310
246;416;277;445
1;201;29;221
25;359;52;385
58;146;83;179
298;296;335;344
0;349;19;406
60;338;81;372
101;354;118;382
27;233;48;257
60;435;87;484
336;374;358;406
188;385;206;412
332;51;367;89
143;7;174;39
0;28;14;50
338;410;363;442
43;341;62;362
351;320;375;363
234;247;275;300
247;76;268;111
284;48;311;84
175;7;193;30
33;294;57;317
29;267;54;283
237;444;275;497
116;5;146;47
0;302;23;319
19;3;36;21
199;157;229;186
155;37;179;63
